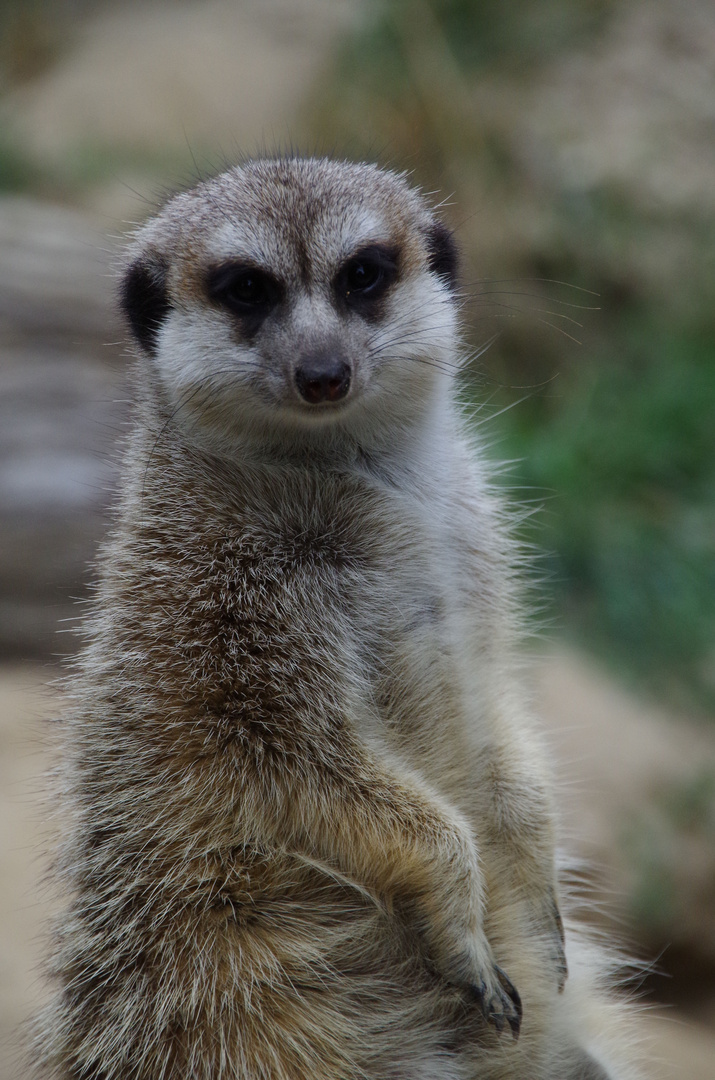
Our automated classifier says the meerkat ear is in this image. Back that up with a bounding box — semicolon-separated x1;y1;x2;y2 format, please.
426;220;459;291
120;253;171;356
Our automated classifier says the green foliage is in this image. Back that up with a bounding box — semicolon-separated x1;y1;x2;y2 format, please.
360;0;614;74
492;319;715;712
0;130;40;191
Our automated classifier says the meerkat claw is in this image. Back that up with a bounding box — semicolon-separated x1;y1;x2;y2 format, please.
552;900;569;992
468;965;522;1040
495;965;522;1040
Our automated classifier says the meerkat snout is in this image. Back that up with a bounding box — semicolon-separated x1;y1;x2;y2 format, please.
294;349;352;405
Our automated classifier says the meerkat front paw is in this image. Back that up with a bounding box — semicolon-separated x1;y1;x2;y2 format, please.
468;962;522;1039
433;930;522;1039
462;936;522;1039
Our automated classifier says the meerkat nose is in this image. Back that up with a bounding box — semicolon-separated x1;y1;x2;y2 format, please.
294;356;351;405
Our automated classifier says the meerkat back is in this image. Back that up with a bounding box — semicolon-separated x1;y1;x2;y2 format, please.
32;158;641;1080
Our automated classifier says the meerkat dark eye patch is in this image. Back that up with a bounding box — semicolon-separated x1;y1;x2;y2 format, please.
120;256;171;356
426;221;459;291
336;245;399;313
206;262;282;329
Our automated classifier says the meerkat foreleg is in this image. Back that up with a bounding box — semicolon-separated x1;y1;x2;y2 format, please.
238;739;522;1037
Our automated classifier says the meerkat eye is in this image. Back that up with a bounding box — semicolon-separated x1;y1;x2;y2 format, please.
206;262;281;318
338;245;398;310
346;259;381;293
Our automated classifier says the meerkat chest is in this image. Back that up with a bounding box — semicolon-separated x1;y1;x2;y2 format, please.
170;465;496;788
337;485;493;780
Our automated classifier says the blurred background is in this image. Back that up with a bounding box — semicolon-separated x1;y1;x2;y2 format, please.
0;1;713;1076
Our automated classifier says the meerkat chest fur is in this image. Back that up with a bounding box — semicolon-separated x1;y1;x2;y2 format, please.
105;417;507;818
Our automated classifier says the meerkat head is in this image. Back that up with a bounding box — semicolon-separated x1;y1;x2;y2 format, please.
120;157;460;457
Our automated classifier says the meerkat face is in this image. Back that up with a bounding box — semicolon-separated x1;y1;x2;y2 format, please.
120;158;459;455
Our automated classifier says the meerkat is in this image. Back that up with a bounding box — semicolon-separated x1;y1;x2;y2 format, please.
32;157;641;1080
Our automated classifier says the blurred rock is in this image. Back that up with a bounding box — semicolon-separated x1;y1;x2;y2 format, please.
0;196;127;658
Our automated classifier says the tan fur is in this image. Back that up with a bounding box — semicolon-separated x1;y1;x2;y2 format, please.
32;158;642;1079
